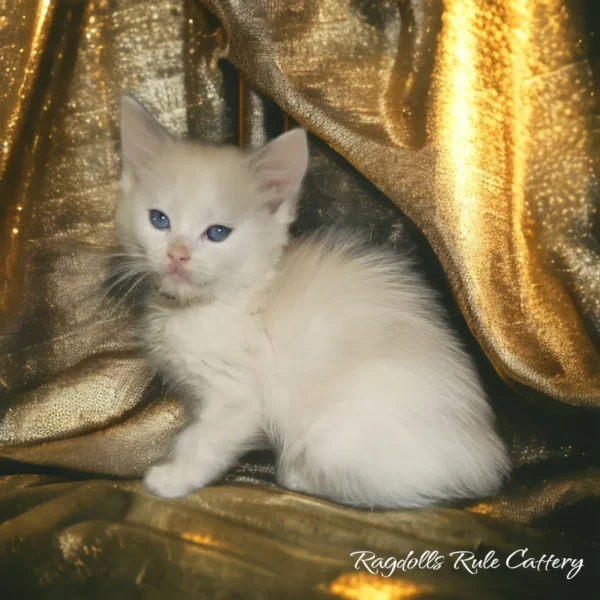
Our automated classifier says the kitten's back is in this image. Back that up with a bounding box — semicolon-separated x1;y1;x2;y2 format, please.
261;231;508;506
264;230;459;376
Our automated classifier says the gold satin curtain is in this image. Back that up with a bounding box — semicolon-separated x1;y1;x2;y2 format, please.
0;0;599;597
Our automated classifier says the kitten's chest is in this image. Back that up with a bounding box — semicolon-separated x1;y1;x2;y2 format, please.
143;301;261;380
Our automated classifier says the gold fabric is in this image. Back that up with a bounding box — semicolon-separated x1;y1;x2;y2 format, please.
0;0;599;597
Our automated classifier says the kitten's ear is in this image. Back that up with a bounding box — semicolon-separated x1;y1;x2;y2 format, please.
120;93;172;185
248;128;309;223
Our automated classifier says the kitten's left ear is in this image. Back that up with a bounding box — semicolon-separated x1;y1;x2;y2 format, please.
120;93;172;187
248;128;309;223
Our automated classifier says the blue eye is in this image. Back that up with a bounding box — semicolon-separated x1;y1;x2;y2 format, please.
205;225;232;242
149;209;170;230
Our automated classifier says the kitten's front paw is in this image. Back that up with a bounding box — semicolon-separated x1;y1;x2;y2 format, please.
144;463;199;499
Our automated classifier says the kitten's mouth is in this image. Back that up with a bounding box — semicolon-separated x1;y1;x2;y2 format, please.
158;265;215;298
165;266;190;283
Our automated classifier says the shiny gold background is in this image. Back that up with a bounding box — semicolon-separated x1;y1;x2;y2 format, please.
0;0;599;597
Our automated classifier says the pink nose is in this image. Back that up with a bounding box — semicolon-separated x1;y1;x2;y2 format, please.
168;244;191;262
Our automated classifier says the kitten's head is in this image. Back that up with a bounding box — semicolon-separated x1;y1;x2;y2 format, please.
115;94;309;303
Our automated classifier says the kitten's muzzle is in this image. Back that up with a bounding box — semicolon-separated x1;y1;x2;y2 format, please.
165;242;192;282
167;242;191;263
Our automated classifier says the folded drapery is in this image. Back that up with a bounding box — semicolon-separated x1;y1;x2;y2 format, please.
0;0;598;597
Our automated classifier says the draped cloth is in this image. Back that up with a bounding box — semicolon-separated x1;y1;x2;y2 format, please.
0;0;599;596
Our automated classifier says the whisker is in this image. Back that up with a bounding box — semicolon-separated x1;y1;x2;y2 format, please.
102;268;150;298
103;271;146;291
105;257;150;271
105;263;150;278
107;271;153;316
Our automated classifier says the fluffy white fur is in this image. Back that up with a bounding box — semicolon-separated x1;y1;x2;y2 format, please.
115;94;509;508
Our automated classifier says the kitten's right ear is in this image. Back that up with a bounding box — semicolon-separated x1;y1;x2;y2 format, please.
247;128;309;224
120;93;172;185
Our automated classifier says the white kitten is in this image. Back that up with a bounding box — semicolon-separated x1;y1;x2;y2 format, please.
115;94;509;508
